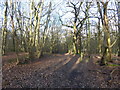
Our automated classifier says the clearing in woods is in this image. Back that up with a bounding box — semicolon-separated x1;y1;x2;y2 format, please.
2;53;120;88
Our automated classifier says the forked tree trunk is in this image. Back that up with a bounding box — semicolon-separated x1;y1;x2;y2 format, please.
28;0;44;59
100;2;112;65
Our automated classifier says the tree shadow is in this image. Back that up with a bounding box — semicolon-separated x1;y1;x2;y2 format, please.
53;55;80;73
34;54;80;76
33;54;73;75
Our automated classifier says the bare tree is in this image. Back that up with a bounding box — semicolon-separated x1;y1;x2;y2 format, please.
61;2;90;55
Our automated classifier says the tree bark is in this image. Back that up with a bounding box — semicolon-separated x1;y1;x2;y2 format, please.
36;0;44;58
2;0;8;55
97;18;102;54
118;2;120;56
28;0;35;59
10;0;19;63
100;2;112;65
73;23;78;54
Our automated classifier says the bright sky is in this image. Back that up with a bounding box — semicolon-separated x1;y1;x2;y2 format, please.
0;0;118;31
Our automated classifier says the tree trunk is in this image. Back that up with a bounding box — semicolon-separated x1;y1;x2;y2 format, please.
118;2;120;56
87;18;91;54
73;23;78;54
78;29;82;55
36;0;44;58
100;2;112;65
10;0;19;63
97;18;102;54
10;0;16;52
2;0;8;55
28;0;35;60
16;6;25;52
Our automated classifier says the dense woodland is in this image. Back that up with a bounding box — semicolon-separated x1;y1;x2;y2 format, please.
1;0;120;88
1;0;120;65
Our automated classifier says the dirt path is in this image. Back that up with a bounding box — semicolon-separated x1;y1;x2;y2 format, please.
2;54;120;88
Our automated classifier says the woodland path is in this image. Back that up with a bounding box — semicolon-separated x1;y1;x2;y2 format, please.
2;53;120;88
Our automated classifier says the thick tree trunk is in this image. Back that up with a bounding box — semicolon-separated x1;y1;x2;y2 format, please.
28;0;44;59
36;0;44;58
100;2;112;65
73;23;78;54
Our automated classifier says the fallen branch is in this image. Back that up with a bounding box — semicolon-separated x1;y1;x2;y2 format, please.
108;68;118;83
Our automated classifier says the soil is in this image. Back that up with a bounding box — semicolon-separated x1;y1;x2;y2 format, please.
2;53;120;88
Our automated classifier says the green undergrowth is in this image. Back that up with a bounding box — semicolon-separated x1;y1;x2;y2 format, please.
95;60;120;67
107;64;120;67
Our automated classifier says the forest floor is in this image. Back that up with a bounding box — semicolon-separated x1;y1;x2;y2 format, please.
2;53;120;88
